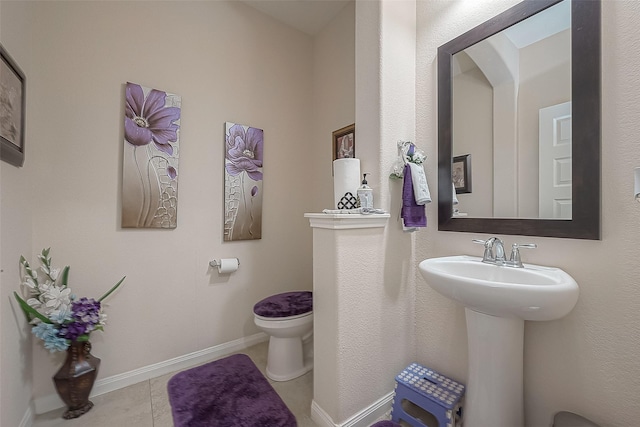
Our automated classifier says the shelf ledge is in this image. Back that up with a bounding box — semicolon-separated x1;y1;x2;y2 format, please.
304;213;390;230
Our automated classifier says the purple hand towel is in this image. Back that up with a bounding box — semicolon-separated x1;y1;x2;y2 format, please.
401;163;426;227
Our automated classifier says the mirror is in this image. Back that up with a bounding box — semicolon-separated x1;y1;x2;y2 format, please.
438;0;601;239
453;1;571;220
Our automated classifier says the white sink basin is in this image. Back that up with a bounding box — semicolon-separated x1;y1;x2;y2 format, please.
418;255;579;321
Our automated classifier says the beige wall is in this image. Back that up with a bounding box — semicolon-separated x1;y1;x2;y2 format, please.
310;1;357;421
5;1;640;426
453;66;493;217
331;0;417;422
417;1;640;426
310;2;416;424
1;1;35;425
1;0;331;408
312;2;355;212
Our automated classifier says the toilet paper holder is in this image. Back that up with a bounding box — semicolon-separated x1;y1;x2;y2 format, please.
209;258;240;268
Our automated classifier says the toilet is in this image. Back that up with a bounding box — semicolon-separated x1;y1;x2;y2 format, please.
253;291;313;381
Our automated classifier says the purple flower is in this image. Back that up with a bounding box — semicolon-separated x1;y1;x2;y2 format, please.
125;83;180;156
71;298;101;320
59;322;87;341
225;124;263;181
167;166;177;180
251;186;258;197
58;297;102;341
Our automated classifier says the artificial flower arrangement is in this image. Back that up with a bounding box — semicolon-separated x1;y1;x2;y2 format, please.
390;141;426;179
14;248;125;352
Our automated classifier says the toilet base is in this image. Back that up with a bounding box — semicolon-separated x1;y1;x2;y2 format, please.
265;335;313;382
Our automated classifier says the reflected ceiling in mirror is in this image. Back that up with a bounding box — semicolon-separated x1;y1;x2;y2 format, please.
437;0;601;239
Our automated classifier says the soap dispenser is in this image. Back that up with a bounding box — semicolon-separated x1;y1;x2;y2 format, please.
357;173;374;209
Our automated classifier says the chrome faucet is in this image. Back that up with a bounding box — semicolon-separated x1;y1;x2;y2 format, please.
473;237;506;265
507;242;537;268
473;238;537;267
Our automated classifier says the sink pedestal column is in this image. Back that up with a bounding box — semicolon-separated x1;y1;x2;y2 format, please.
465;308;524;427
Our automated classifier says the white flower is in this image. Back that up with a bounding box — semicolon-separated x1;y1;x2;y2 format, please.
23;276;37;289
48;268;60;281
27;298;42;309
37;253;50;265
43;286;71;311
390;157;405;179
411;150;426;164
39;280;54;294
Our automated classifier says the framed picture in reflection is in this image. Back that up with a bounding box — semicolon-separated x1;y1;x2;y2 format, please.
453;154;471;194
332;123;355;160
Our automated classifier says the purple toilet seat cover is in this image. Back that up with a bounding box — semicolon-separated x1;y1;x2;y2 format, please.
253;291;313;318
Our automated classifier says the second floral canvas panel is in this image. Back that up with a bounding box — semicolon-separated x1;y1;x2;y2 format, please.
224;122;263;241
122;82;181;228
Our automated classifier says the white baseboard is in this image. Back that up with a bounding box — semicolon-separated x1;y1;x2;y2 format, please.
33;332;268;415
18;403;34;427
311;391;394;427
311;401;337;427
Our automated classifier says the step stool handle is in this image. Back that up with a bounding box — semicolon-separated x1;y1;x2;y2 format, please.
422;371;443;385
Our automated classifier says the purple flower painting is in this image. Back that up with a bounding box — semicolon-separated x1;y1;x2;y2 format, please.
121;82;181;228
224;122;263;241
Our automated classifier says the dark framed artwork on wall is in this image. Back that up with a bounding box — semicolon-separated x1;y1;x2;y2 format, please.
0;43;25;167
453;154;471;194
332;123;355;160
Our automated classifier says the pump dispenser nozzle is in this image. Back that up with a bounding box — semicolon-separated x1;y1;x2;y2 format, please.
357;173;373;208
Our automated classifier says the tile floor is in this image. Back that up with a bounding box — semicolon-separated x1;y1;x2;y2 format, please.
32;341;318;427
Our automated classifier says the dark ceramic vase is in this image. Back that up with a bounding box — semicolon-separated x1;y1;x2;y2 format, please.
53;340;100;419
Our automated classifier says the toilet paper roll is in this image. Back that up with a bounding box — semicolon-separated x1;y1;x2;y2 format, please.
333;158;361;209
218;258;239;274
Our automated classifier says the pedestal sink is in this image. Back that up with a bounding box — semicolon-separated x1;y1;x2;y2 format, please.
418;255;579;427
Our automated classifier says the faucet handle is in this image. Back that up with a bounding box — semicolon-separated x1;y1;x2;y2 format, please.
509;243;537;267
472;239;494;263
512;243;537;251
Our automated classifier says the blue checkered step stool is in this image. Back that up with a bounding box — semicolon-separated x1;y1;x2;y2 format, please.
391;362;465;427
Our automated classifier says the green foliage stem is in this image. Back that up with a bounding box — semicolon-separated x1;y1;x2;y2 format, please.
98;276;126;302
60;266;70;288
13;292;51;324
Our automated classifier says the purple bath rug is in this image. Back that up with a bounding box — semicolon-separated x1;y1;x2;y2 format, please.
370;421;401;427
167;353;297;427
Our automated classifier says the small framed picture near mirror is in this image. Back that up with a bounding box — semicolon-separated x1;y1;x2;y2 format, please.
453;154;471;194
332;123;355;160
0;43;25;167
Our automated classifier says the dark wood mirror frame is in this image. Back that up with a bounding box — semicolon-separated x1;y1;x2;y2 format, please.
437;0;601;239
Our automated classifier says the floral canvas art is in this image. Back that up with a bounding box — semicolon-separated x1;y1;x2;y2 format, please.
224;122;263;241
122;82;181;228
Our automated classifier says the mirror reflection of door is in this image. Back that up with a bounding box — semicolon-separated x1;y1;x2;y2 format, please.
539;102;572;219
